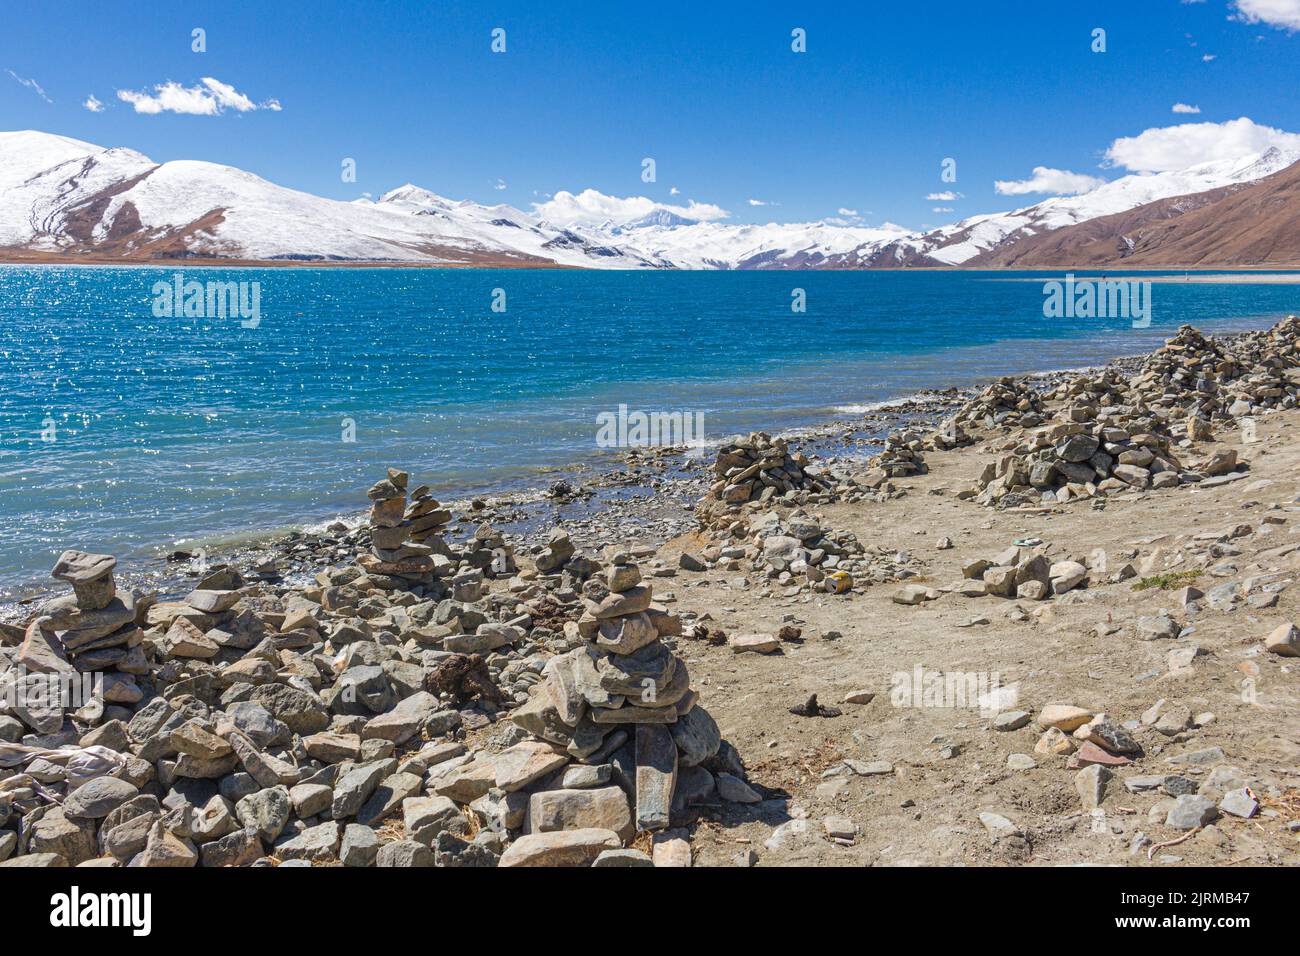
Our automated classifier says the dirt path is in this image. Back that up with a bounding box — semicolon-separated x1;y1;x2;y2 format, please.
655;412;1300;866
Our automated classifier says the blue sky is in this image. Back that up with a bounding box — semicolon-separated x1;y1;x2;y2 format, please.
3;0;1300;230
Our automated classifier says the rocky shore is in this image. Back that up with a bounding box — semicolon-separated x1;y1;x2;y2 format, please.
2;317;1299;868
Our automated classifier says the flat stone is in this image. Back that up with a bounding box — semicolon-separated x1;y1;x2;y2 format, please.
493;741;569;793
716;771;762;804
185;589;241;614
730;633;780;654
992;710;1030;731
527;786;633;842
1070;741;1132;768
1037;704;1093;731
1219;788;1258;819
498;828;622;867
51;550;116;584
357;772;423;826
274;821;341;862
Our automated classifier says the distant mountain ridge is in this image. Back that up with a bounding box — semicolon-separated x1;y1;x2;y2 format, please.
2;129;1298;269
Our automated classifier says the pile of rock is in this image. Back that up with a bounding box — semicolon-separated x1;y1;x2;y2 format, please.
0;467;753;867
955;545;1092;602
357;469;447;592
867;429;928;478
12;552;147;734
968;413;1187;507
951;376;1049;432
425;556;749;865
402;484;452;548
695;432;834;532
1127;325;1242;424
749;511;865;594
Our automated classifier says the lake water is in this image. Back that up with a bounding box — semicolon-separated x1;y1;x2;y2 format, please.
1;265;1295;597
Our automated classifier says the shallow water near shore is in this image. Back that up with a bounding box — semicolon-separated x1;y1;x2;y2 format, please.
1;265;1297;599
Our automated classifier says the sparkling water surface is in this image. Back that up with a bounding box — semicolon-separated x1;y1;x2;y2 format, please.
1;265;1296;595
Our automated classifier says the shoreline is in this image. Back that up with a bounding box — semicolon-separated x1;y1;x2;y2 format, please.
0;339;1158;619
0;316;1280;616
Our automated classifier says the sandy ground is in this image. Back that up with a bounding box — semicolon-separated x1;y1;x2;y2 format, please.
646;411;1300;866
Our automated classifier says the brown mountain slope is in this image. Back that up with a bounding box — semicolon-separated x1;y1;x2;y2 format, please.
967;158;1300;269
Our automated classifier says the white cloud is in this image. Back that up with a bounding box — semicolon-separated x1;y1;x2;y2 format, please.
1103;116;1300;172
493;179;507;190
669;186;680;195
83;95;105;113
1232;0;1300;31
6;69;52;103
1172;103;1201;114
837;207;858;216
747;198;769;206
1202;53;1217;61
531;188;729;226
932;206;955;213
994;166;1107;196
116;77;280;115
925;191;963;201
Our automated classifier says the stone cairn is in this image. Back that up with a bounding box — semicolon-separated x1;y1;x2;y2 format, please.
508;552;722;835
957;319;1300;508
952;375;1049;433
969;414;1189;507
695;432;831;534
357;469;448;592
14;552;147;733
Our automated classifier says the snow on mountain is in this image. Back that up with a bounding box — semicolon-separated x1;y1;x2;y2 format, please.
1;129;1297;269
888;146;1300;266
595;218;914;269
0;131;659;267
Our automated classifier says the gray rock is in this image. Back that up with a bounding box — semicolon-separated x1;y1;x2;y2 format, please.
340;823;380;867
375;839;435;867
1166;794;1219;830
235;787;291;842
1219;788;1258;819
274;821;341;862
669;704;721;768
199;827;265;867
63;777;139;820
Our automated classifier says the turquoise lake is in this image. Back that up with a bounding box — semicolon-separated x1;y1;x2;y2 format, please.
1;265;1296;596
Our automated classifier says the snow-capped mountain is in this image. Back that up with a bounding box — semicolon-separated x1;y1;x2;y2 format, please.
0;131;661;268
1;129;1298;269
853;146;1300;268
